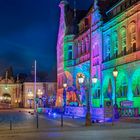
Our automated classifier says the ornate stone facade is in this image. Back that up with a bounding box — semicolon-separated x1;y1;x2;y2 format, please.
56;0;140;112
0;74;22;108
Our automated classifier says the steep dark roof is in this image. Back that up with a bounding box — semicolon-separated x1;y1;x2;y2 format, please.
64;0;131;35
64;4;88;35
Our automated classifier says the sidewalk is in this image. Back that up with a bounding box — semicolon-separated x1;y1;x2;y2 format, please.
120;117;140;123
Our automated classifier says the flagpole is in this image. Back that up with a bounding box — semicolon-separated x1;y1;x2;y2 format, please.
34;60;37;113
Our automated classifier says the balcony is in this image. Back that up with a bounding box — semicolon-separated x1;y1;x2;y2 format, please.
64;53;90;67
102;48;140;70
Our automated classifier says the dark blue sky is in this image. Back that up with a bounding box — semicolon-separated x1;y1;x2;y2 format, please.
0;0;93;76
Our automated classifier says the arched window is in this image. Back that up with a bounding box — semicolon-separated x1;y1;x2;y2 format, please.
120;27;126;55
113;32;118;58
129;23;136;52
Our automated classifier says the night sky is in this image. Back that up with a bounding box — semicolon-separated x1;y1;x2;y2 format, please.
0;0;93;78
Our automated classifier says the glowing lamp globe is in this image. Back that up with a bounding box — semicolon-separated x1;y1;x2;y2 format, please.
92;76;98;84
63;83;67;88
78;74;84;84
113;67;118;78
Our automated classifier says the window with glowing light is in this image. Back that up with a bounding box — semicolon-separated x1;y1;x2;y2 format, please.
120;27;126;56
105;36;111;61
129;23;136;52
113;32;118;58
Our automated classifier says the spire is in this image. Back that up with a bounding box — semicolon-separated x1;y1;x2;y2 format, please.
59;0;68;8
16;74;19;83
94;0;98;10
5;71;8;81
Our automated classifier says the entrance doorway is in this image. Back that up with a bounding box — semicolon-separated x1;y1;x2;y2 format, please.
2;93;11;104
0;93;11;108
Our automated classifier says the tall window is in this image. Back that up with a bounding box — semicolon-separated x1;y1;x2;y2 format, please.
93;87;100;99
120;28;126;56
85;37;89;53
82;41;86;54
106;36;111;61
78;42;82;57
113;32;118;58
134;86;140;96
118;81;127;98
129;23;136;52
133;76;140;96
68;51;72;60
68;45;72;60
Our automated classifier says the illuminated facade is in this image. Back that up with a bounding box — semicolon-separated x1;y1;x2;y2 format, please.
0;72;22;108
23;82;56;108
0;70;56;109
56;0;140;112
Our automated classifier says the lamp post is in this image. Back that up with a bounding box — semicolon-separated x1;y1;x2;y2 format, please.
63;83;67;107
35;89;43;129
61;83;67;127
78;74;97;126
92;75;98;85
113;67;118;107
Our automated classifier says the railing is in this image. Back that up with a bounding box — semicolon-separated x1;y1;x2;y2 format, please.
65;53;90;67
103;47;140;63
118;108;139;117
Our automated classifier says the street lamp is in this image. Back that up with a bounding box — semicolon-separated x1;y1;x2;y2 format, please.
113;67;118;107
63;83;67;108
78;74;97;126
78;74;85;84
92;75;98;84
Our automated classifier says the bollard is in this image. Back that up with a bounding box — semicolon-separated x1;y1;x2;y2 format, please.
10;120;12;130
61;113;63;127
72;114;74;119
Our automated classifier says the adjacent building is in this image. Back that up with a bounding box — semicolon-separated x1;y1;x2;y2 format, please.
23;82;56;108
56;0;140;113
0;70;56;109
